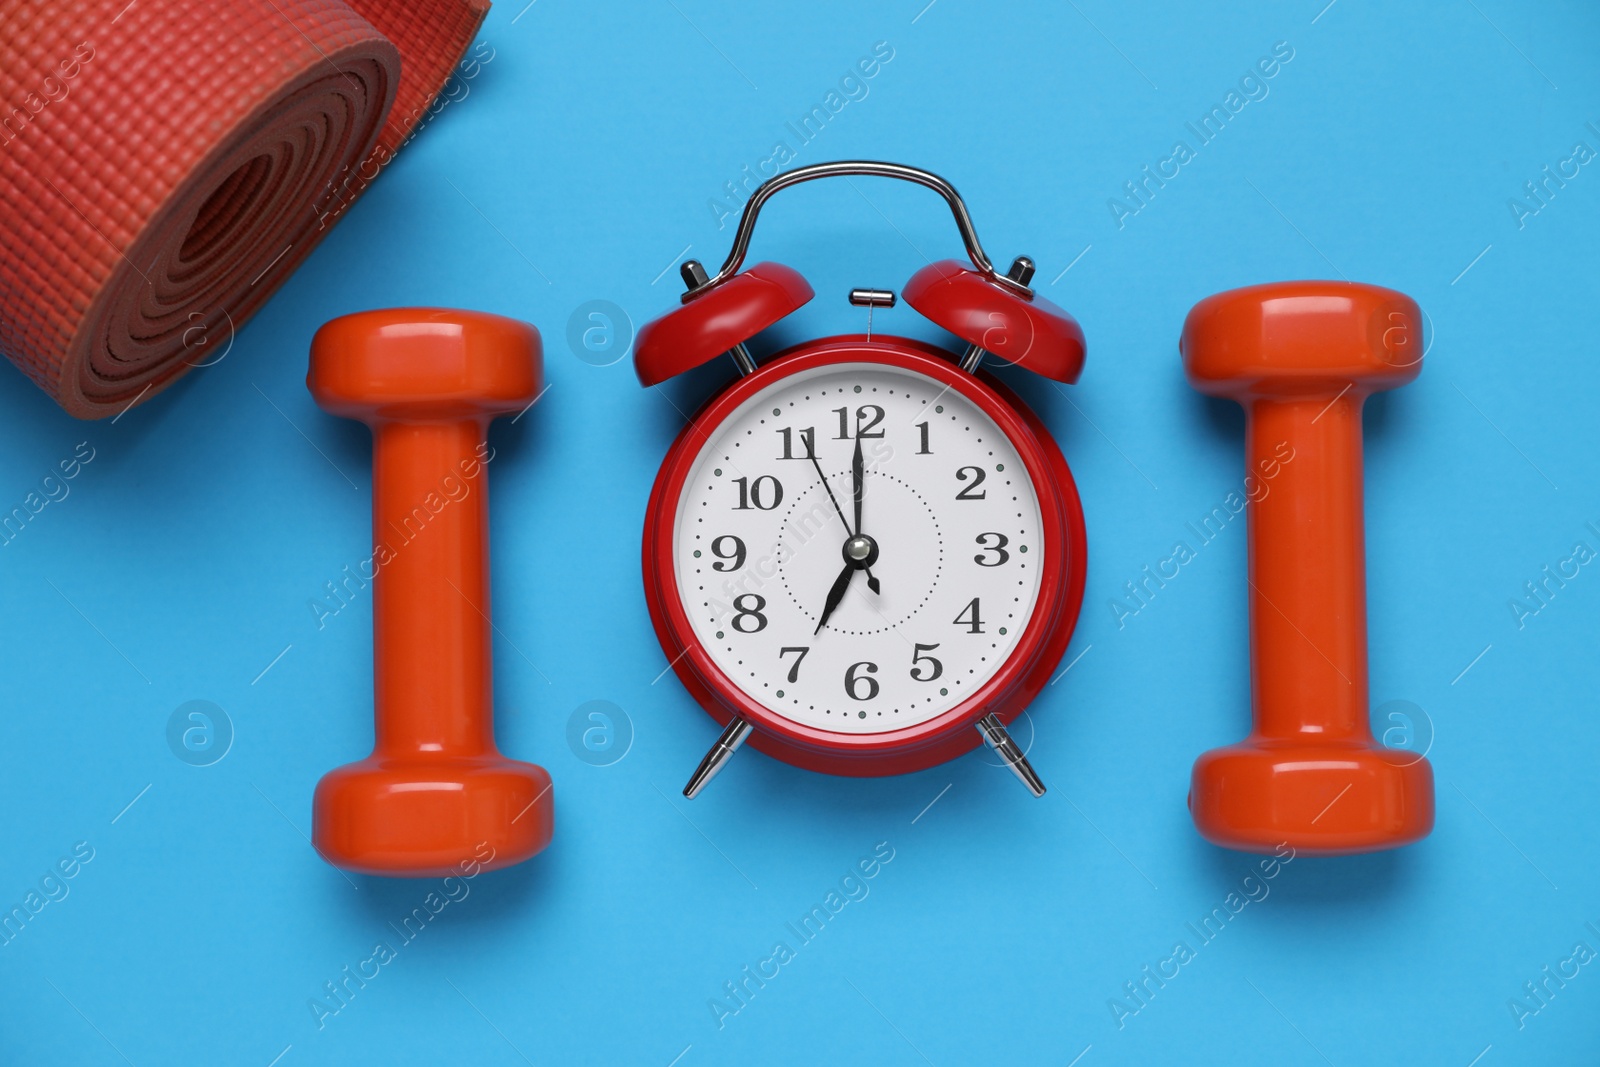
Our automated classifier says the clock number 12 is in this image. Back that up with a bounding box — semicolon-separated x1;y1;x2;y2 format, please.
833;405;885;439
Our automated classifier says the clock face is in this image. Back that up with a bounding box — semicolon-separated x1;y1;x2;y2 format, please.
670;360;1047;735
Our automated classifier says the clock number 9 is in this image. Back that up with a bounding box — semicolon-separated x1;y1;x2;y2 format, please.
731;594;768;633
955;466;987;500
909;643;943;682
973;532;1010;566
710;535;746;571
844;661;879;701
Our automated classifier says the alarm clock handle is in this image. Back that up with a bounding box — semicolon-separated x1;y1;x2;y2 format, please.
689;160;1030;302
683;717;754;799
977;713;1047;797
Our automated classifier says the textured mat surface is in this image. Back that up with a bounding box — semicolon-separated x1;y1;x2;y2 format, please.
0;0;488;418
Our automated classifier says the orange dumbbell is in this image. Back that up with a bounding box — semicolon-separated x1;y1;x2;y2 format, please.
1181;281;1434;855
308;308;554;877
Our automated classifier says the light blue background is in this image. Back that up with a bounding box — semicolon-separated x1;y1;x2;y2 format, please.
2;1;1597;1064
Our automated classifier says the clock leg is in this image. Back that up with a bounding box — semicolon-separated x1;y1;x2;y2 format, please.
976;714;1047;797
683;718;754;798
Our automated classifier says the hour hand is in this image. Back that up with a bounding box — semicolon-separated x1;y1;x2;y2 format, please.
814;561;855;635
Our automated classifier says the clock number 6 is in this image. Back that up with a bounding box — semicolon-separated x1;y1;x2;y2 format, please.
778;646;810;683
955;466;987;500
844;661;879;701
910;643;943;682
711;535;746;571
974;532;1010;566
731;594;768;633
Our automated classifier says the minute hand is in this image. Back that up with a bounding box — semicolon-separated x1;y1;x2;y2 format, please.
852;435;864;533
851;436;881;595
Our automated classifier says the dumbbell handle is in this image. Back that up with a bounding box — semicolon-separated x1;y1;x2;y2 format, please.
1247;394;1370;742
371;419;495;757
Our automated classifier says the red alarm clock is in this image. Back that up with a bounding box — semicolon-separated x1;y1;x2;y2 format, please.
636;162;1087;799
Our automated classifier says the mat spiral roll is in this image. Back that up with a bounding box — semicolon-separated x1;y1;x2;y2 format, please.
0;0;489;418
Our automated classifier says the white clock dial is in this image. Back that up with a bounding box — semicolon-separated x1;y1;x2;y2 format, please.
672;361;1046;734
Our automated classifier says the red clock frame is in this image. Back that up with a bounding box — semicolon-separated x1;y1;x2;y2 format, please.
642;335;1088;777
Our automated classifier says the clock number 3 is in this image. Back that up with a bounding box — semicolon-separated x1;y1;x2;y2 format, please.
974;532;1010;566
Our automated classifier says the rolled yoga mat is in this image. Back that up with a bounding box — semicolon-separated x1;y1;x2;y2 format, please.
0;0;489;419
